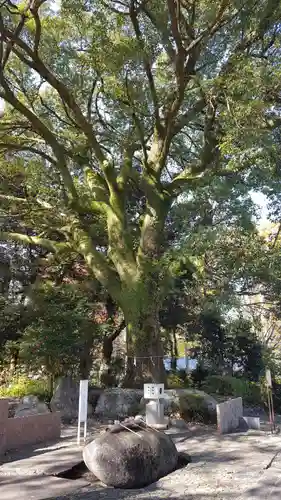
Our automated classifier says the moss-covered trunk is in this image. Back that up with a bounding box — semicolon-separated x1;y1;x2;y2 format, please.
122;274;167;387
99;320;125;386
133;310;167;386
74;182;170;388
120;199;169;387
79;339;93;379
122;315;166;388
171;329;178;371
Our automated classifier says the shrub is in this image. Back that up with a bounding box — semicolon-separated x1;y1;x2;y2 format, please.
167;372;185;388
190;364;209;388
201;375;232;395
178;393;216;424
0;376;51;402
177;369;190;382
202;375;261;405
167;371;192;389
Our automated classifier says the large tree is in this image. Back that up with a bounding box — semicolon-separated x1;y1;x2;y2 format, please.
0;0;280;384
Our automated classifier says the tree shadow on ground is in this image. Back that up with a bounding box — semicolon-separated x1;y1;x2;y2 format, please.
48;486;239;500
2;425;279;499
3;471;278;500
0;425;79;466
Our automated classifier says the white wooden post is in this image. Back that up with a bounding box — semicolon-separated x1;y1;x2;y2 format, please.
77;379;88;446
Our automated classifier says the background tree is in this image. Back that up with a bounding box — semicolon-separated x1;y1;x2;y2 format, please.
20;281;102;381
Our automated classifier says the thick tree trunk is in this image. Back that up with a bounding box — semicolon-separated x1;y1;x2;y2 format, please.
99;336;115;387
99;320;125;386
79;330;94;379
134;322;167;387
79;353;92;380
9;348;19;374
171;329;178;372
119;206;169;388
122;297;167;388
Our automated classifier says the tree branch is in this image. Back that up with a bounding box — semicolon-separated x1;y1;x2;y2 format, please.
107;318;126;342
71;226;122;300
30;0;47;55
39;95;76;130
0;78;77;200
87;78;98;122
0;142;56;164
173;98;206;135
1;26;106;165
0;1;30;70
129;0;162;134
141;4;175;61
0;194;29;204
0;231;70;253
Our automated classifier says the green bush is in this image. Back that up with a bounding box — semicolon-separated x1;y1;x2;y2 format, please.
178;393;216;424
202;375;261;405
167;370;192;389
0;376;51;402
190;364;209;388
167;372;185;388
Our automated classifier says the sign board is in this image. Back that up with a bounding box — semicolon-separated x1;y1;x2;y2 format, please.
144;383;164;399
78;379;88;422
77;379;88;446
266;369;272;388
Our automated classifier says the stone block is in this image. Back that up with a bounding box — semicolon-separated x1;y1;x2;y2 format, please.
240;416;260;430
216;397;243;434
170;418;189;429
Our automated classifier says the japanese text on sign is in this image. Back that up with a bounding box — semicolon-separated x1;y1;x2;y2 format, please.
144;383;164;399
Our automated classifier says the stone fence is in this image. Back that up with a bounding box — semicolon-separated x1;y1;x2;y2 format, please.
0;398;61;454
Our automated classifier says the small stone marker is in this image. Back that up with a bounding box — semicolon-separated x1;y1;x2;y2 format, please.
144;383;167;429
216;397;243;434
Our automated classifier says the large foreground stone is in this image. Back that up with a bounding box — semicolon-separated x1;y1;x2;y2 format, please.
94;388;143;418
83;423;178;488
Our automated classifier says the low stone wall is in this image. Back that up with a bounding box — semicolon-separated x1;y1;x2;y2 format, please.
0;399;8;454
0;398;61;453
216;397;243;434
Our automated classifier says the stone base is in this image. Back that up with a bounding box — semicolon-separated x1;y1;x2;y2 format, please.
169;418;189;429
146;416;170;430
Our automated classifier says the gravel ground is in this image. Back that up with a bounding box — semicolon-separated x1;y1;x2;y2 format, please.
47;424;281;500
2;419;281;500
